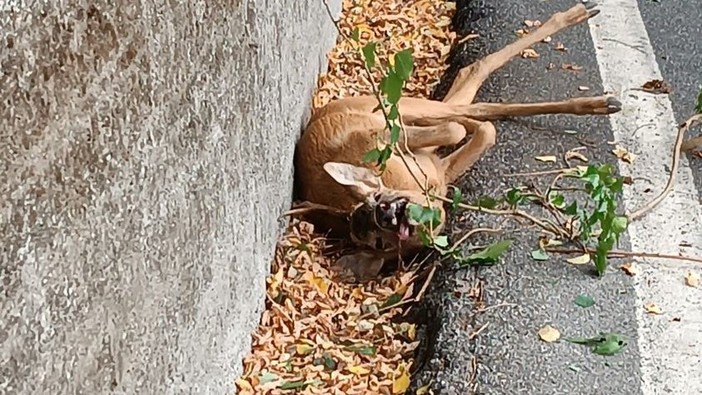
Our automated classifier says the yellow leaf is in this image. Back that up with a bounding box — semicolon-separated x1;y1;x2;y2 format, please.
303;271;330;295
644;302;662;315
235;378;254;391
295;343;315;355
535;155;557;163
392;365;411;394
620;262;638;276
347;365;371;375
538;325;561;343
685;271;700;287
566;253;591;265
612;146;636;164
416;384;432;395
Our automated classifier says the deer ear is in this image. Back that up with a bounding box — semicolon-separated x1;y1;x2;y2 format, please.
323;162;383;198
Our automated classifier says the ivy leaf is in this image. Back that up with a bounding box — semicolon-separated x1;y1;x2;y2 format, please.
387;104;399;121
566;333;627;356
612;215;628;234
451;186;463;211
362;148;381;164
351;27;360;42
574;294;595;308
531;249;550;261
433;235;449;248
380;71;404;104
460;240;512;266
474;196;499;209
390;123;401;145
361;42;377;68
393;49;414;81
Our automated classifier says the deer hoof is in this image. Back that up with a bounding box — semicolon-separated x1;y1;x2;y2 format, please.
583;1;600;18
606;97;623;113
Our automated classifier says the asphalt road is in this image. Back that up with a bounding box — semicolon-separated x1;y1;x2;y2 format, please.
410;1;702;394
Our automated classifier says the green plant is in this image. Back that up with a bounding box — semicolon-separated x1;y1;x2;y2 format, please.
564;164;628;275
696;85;702;114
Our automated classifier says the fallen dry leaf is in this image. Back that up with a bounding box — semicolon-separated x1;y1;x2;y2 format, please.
542;36;552;43
416;384;432;395
578;86;590;91
546;62;556;70
612;146;636;164
392;364;411;394
644;302;662;315
620;262;638;276
640;79;673;94
565;149;589;162
521;48;540;58
538;325;561;343
685;271;700;287
566;253;591;265
562;63;582;71
535;155;558;163
554;42;567;51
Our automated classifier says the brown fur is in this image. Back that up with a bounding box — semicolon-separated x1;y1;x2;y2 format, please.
294;2;620;279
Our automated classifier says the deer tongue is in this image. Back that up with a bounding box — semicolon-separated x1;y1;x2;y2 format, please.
398;222;410;241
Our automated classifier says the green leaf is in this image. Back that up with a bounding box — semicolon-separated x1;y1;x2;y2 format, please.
696;85;702;114
474;196;499;209
279;380;307;390
612;215;628;234
433;235;449;248
361;42;377;68
259;372;279;384
380;71;404;104
549;193;566;209
344;344;377;356
351;27;360;42
564;201;579;215
505;188;525;207
381;293;403;309
387;104;399;121
313;352;337;371
461;240;512;266
450;186;463;211
530;249;550;261
390;123;401;145
574;294;595;308
393;49;414;81
362;148;381;164
566;333;627;356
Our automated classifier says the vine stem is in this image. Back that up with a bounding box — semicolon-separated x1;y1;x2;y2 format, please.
627;113;702;222
546;247;702;265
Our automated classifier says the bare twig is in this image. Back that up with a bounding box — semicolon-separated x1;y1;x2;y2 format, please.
546;247;702;265
628;114;702;221
449;227;503;252
433;195;569;238
503;168;577;177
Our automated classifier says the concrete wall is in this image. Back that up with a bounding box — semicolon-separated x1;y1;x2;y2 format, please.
0;0;338;393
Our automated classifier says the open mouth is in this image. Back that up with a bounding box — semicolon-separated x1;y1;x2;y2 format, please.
396;201;411;241
374;198;412;241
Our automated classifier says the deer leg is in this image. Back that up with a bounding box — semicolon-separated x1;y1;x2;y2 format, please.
399;122;467;153
466;95;623;121
443;1;600;105
441;119;497;184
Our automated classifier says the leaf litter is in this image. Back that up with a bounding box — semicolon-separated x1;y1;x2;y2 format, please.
313;0;458;109
238;1;459;391
236;220;423;394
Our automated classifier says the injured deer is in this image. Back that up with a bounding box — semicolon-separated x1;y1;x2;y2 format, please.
293;1;621;280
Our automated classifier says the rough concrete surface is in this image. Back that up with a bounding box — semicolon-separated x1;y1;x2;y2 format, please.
0;0;339;393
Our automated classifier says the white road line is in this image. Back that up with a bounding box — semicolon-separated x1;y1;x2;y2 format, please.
587;1;702;393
